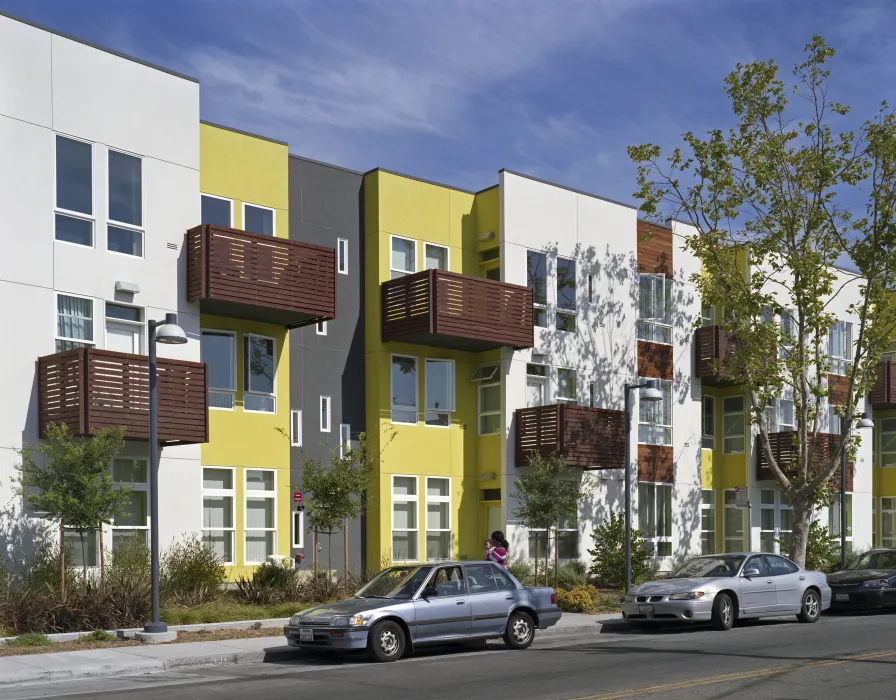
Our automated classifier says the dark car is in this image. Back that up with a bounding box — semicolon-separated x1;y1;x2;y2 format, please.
827;549;896;611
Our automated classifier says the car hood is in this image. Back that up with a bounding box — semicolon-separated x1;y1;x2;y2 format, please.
827;569;896;584
630;578;719;595
295;598;398;621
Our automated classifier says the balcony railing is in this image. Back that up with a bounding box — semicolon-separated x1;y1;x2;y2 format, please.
694;325;740;386
186;224;336;328
514;404;625;469
870;360;896;409
755;431;852;491
38;349;208;445
381;269;534;352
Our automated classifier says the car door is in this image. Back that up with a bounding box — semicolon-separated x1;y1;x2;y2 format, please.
737;555;776;615
412;565;472;643
466;563;511;637
766;555;804;612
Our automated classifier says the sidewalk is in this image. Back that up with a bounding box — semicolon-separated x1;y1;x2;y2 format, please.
0;613;620;688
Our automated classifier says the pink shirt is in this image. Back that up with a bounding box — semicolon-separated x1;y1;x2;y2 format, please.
485;546;508;568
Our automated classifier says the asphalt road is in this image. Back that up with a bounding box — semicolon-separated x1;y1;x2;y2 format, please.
8;613;896;700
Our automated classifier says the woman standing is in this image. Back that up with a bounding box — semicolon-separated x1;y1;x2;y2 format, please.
484;530;509;568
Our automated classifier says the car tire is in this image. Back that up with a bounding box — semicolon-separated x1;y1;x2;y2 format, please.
368;621;405;662
711;593;735;631
797;589;821;623
503;611;535;650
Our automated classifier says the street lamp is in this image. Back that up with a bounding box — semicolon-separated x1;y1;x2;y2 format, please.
144;313;187;636
840;412;873;569
624;379;663;594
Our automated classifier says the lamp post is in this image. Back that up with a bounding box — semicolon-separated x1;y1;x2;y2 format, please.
840;413;874;569
143;313;187;636
624;379;663;594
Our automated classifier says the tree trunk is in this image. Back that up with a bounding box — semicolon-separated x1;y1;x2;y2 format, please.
99;528;105;588
313;529;319;576
534;535;539;587
788;498;813;568
79;530;87;586
554;527;559;590
59;518;66;602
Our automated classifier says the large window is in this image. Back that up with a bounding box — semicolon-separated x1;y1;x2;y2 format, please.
63;528;98;569
478;363;501;435
111;458;148;550
244;335;276;413
637;274;672;344
723;396;745;454
107;150;143;257
639;483;672;557
202;468;235;565
392;476;418;562
759;489;793;553
55;135;93;247
201;193;232;226
424;243;449;271
424;359;454;427
390;236;417;279
723;490;746;552
391;355;418;424
528;516;578;560
881;419;896;467
425;477;451;561
882;497;896;547
828;320;853;376
638;378;672;446
526;251;547;328
56;294;94;351
829;493;853;550
557;368;577;404
556;257;576;333
245;469;276;564
243;203;274;236
201;331;236;410
702;396;716;450
764;392;795;433
701;490;716;554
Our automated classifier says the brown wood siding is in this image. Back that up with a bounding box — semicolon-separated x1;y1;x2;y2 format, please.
870;360;896;408
637;444;674;482
185;224;336;328
828;374;850;405
637;221;673;277
755;432;853;491
514;404;625;469
694;326;742;386
382;269;534;351
38;349;208;445
638;340;673;380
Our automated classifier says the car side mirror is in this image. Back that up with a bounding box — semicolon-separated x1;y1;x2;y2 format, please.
742;568;761;578
420;586;439;599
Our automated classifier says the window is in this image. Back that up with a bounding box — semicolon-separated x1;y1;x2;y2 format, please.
390;235;416;279
478;363;501;435
391;355;418;424
639;483;672;557
828;320;853;376
466;563;499;594
638;378;672;445
316;321;327;336
243;203;274;236
589;381;595;408
760;489;793;553
637;274;672;344
556;516;579;559
486;267;501;281
105;302;144;355
829;493;853;549
424;243;449;271
882;497;896;547
764;392;795;433
745;555;772;578
701;490;716;554
426;565;466;596
107;150;143;257
766;554;799;576
528;528;549;560
290;409;302;447
702;396;716;449
829;405;842;436
244;335;276;413
201;331;235;410
701;306;716;327
339;423;351;458
780;309;796;359
588;274;594;303
56;294;94;351
882;419;896;467
245;469;276;564
320;396;331;432
63;528;98;568
723;490;746;552
203;468;235;565
557;368;577;404
426;477;451;561
55;135;93;247
556;257;576;332
392;476;418;562
292;510;304;549
201;193;232;227
525;363;547;408
873;497;878;547
425;359;455;427
527;251;547;327
337;238;348;274
723;396;745;454
111;458;148;550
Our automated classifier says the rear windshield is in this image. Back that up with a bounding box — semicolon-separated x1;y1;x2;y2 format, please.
850;551;896;570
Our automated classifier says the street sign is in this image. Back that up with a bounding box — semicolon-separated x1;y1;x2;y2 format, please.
735;486;748;508
293;492;302;503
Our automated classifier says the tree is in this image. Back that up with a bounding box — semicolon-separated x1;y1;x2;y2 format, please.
512;453;591;588
14;423;129;589
588;512;652;590
629;37;896;566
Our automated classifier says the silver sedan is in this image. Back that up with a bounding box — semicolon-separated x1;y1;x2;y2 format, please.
620;553;831;630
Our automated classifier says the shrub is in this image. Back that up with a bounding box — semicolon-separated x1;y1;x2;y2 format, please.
555;585;599;613
161;535;225;606
588;512;652;590
8;632;51;647
778;521;840;572
24;538;79;595
234;561;301;605
507;557;535;587
547;561;588;590
82;629;114;642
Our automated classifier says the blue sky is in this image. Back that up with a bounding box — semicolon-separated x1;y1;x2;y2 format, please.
4;0;896;206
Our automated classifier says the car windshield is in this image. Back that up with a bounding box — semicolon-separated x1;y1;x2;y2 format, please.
354;566;433;599
849;551;896;570
667;555;747;578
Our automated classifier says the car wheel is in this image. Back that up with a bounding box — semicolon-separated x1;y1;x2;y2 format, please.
711;593;734;631
368;621;405;662
503;611;535;650
797;589;821;623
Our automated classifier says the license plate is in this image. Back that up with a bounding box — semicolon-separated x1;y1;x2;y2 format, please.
836;594;849;602
638;604;654;614
299;628;314;642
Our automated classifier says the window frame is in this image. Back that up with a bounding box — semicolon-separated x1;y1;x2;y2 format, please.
829;492;853;547
478;363;502;436
638;482;672;557
292;509;304;549
244;468;277;566
882;497;896;547
54;133;95;249
701;489;716;555
701;305;716;327
290;409;302;447
316;321;327;336
104;301;145;354
723;489;746;553
62;527;99;568
111;457;149;549
526;250;548;328
200;192;234;227
424;242;450;271
425;476;452;562
320;395;331;433
527;513;579;560
828;320;853;376
424;358;455;428
202;466;236;567
390;353;418;425
243;333;277;414
55;292;95;352
525;363;548;409
882;418;896;467
201;329;236;411
556;367;577;404
339;423;351;458
391;475;419;563
702;395;716;450
722;395;746;455
106;148;144;259
390;234;417;279
759;489;793;554
556;256;576;333
337;237;349;275
241;201;276;236
637;273;673;345
638;377;672;446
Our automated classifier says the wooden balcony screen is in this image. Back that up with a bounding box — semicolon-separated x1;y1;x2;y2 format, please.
381;269;534;352
38;349;208;445
515;404;625;469
870;360;896;409
755;431;853;491
694;325;740;385
186;224;336;328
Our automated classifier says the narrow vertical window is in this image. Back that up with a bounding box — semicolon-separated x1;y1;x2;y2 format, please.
701;490;716;554
556;257;576;332
588;274;594;303
290;409;302;446
202;331;236;410
320;396;331;432
391;355;418;424
107;150;143;257
56;294;94;351
637;274;672;344
203;468;235;565
316;321;327;336
702;395;715;449
527;251;547;327
392;476;418;561
243;335;276;413
339;423;351;457
337;238;348;274
425;477;451;561
557;368;577;404
638;378;672;446
722;396;745;454
245;470;276;564
111;458;149;550
55;135;94;247
424;359;455;427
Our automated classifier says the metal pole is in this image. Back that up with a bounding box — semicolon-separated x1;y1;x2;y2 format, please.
624;385;632;594
144;320;167;634
840;445;847;570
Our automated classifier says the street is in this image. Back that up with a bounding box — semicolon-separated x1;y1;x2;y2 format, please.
7;613;896;700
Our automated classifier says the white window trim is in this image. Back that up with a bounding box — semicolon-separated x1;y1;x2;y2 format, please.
339;423;351;458
337;237;349;275
723;489;746;553
111;458;149;546
637;273;673;345
881;497;896;547
478;363;501;436
243;333;277;414
104;302;145;355
390;234;418;278
201;329;236;411
202;466;236;567
106;148;145;258
320;395;331;433
722;395;746;455
201;193;234;227
54;292;96;350
638;377;672;446
391;474;419;563
424;242;450;271
53;133;95;249
829;492;853;545
828;320;853;376
290;409;302;447
701;489;716;555
882;418;896;468
316;321;327;336
292;510;305;549
759;489;793;554
241;201;276;235
527;250;548;328
529;515;579;561
556;367;577;404
702;395;716;450
639;482;672;558
62;527;100;568
391;353;418;426
425;476;451;562
424;358;455;428
244;468;277;566
555;256;576;332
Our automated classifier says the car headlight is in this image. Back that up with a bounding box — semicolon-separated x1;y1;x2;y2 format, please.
330;615;366;627
861;579;889;589
623;595;636;602
288;615;303;625
668;592;706;601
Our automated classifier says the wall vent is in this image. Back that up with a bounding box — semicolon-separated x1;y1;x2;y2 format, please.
167;242;178;250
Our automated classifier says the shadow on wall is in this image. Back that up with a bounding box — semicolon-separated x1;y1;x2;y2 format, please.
0;493;50;576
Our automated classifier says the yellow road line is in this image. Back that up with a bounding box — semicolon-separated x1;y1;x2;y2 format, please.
569;649;896;700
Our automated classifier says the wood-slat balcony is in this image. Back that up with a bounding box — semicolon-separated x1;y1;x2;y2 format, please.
694;325;741;386
514;404;625;469
38;348;208;446
870;360;896;409
381;269;534;352
755;431;852;491
186;224;336;328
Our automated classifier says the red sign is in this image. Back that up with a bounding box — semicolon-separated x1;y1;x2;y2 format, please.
293;492;302;503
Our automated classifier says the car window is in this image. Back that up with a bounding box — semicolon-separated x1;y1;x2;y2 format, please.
766;555;799;576
426;566;466;597
491;567;518;591
465;564;498;594
744;556;771;577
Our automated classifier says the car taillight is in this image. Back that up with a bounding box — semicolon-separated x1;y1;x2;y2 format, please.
551;593;556;605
